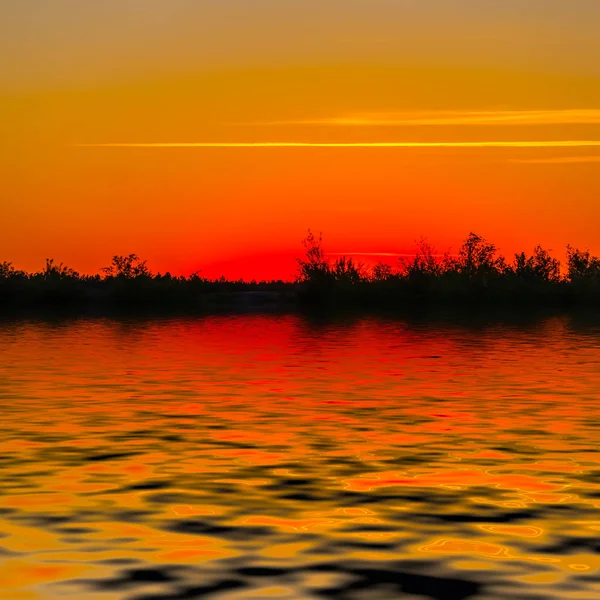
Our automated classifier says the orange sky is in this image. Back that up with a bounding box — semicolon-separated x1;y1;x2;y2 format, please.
2;1;600;280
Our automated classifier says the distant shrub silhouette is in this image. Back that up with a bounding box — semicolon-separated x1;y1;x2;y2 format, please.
37;258;79;280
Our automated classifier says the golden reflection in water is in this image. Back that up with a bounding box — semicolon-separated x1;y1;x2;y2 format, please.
419;539;510;558
0;314;599;599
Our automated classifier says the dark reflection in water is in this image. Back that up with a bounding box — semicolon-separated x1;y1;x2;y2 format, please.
0;314;599;599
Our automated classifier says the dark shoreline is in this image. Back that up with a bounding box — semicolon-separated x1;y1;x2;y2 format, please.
2;232;599;319
1;286;599;322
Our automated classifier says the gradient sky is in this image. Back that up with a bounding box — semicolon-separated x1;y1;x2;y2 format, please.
2;0;600;279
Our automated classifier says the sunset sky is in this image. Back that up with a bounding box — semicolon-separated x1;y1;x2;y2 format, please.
2;0;600;280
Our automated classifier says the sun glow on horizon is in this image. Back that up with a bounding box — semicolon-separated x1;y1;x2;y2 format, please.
3;1;600;279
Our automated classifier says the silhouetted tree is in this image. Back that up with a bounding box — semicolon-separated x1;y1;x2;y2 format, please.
296;230;331;283
566;245;600;282
400;238;443;279
453;232;506;280
101;254;150;278
513;246;561;282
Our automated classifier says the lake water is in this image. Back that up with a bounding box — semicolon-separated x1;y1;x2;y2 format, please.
0;314;598;600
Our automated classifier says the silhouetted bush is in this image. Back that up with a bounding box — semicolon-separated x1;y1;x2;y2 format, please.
397;238;445;295
0;261;26;280
332;256;366;284
38;258;79;280
371;261;395;282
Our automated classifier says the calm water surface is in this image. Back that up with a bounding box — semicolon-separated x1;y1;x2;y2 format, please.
0;315;598;599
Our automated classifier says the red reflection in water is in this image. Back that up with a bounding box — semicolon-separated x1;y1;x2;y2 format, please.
0;315;599;598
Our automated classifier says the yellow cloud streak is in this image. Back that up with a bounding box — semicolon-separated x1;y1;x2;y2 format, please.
510;156;600;164
77;141;600;148
260;110;600;127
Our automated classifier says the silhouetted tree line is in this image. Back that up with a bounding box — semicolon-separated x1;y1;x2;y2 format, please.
1;233;599;312
0;254;292;312
296;231;600;309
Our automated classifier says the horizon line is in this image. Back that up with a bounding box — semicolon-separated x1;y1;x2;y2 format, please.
75;141;600;148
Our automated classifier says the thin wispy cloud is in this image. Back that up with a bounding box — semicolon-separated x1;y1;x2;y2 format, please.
328;252;446;257
257;110;600;127
77;141;600;148
328;252;405;257
510;155;600;164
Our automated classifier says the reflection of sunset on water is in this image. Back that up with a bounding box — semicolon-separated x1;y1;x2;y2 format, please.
0;314;599;598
